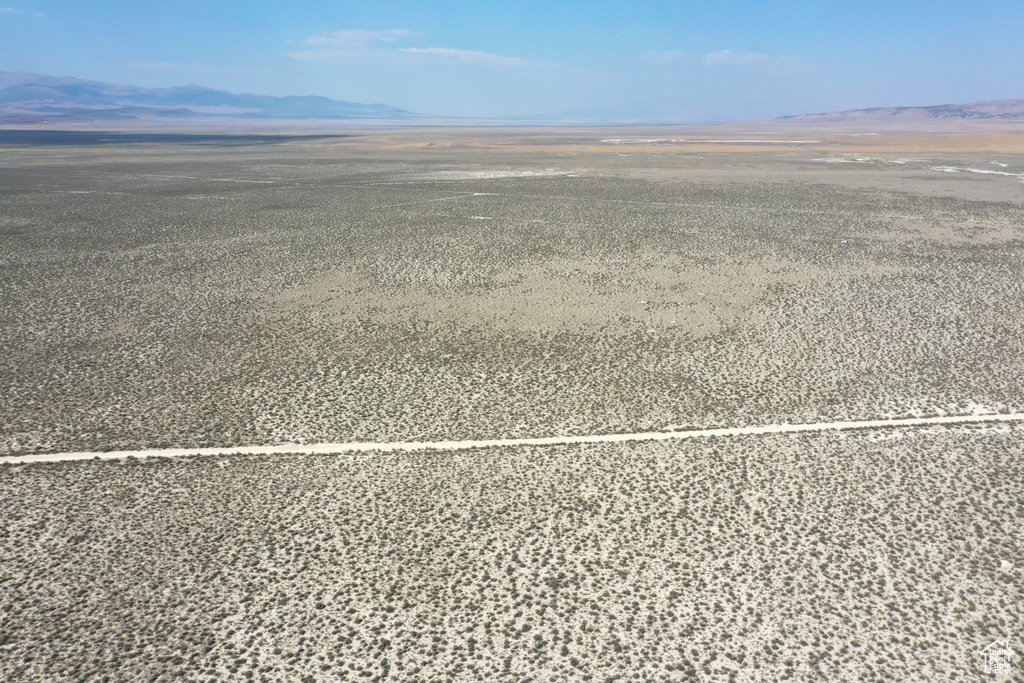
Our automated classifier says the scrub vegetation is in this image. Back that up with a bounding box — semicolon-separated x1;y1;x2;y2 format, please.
1;427;1021;682
1;135;1023;455
1;130;1022;681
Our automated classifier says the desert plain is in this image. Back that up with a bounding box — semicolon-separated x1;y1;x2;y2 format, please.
0;120;1022;681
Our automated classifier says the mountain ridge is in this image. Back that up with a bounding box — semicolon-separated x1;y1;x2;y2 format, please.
1;72;1021;124
778;99;1024;122
0;72;413;121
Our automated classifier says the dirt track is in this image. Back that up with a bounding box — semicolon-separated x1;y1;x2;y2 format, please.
5;412;1023;464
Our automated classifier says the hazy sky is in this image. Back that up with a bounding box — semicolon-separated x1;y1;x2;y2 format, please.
2;0;1022;120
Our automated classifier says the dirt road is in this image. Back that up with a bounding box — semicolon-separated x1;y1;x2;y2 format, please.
4;412;1023;464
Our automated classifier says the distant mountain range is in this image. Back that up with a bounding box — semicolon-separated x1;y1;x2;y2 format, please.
0;72;412;122
779;99;1024;122
1;71;1021;125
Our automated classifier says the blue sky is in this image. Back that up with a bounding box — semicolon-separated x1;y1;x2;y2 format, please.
2;0;1022;119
